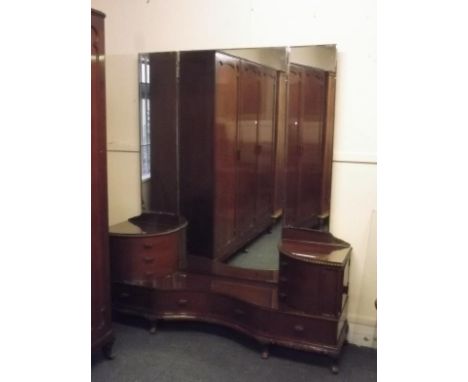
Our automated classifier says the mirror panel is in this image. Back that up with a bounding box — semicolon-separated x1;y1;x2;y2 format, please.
136;46;336;271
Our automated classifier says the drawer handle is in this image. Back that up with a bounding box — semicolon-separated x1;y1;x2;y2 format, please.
120;292;130;298
234;308;245;316
279;292;287;299
178;299;188;306
280;261;288;267
294;325;304;333
143;243;153;249
143;256;155;263
279;276;288;282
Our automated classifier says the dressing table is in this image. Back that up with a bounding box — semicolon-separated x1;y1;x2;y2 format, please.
106;46;351;374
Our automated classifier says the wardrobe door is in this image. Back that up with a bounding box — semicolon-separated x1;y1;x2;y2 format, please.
284;66;302;226
297;68;326;225
256;68;276;222
237;62;260;235
214;53;239;253
91;9;112;353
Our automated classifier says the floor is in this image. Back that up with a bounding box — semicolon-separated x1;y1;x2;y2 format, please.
92;318;377;382
227;222;282;270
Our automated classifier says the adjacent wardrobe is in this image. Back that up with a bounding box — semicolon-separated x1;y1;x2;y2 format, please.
91;9;114;358
178;51;277;260
284;63;335;229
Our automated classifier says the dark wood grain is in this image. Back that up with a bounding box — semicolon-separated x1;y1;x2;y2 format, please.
91;8;114;356
109;220;351;360
284;64;331;229
146;52;179;214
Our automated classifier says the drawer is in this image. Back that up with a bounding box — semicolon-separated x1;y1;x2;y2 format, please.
110;234;180;282
154;291;210;315
112;283;152;311
263;311;339;346
210;295;255;328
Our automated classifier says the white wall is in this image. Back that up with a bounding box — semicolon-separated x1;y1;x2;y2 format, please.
92;0;377;348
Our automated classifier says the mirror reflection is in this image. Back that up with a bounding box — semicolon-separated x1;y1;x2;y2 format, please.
137;46;337;271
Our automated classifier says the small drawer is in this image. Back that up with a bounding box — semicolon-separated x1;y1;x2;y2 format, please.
154;291;210;314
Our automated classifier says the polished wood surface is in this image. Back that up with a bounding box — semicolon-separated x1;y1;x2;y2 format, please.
110;213;188;283
110;215;351;360
91;8;114;357
179;51;215;257
279;227;350;317
178;51;277;260
285;64;330;229
214;53;239;254
146;52;179;214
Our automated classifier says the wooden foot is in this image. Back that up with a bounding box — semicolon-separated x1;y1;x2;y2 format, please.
330;364;339;374
149;321;157;334
261;345;269;359
102;340;115;360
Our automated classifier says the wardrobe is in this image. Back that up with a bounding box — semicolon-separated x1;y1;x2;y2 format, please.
91;9;114;358
284;64;335;229
178;51;277;260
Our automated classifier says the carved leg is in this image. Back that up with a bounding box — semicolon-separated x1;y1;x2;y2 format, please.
102;339;115;360
261;344;269;359
149;320;158;334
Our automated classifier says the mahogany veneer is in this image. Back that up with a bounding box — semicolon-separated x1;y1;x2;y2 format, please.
109;217;351;366
91;8;114;358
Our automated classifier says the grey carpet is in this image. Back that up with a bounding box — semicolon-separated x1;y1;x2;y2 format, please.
92;318;376;382
227;222;282;270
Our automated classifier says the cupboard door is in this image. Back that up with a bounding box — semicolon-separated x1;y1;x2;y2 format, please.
256;69;276;222
237;62;260;235
284;66;302;225
91;10;112;348
298;68;326;225
214;53;239;252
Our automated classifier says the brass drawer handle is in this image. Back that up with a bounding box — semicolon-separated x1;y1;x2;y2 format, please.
143;243;153;249
178;299;188;306
143;256;155;263
294;325;304;333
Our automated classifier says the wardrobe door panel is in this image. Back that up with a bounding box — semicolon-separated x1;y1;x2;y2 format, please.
284;67;301;226
256;69;276;221
91;9;112;353
214;53;239;252
297;68;326;224
237;62;260;235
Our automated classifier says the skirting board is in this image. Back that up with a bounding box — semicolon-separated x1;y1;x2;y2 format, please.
347;322;377;349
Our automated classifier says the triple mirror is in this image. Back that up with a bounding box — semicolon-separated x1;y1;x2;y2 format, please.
136;45;337;271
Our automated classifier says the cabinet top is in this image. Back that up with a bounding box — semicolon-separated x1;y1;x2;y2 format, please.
91;9;106;18
109;212;187;237
279;227;351;267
